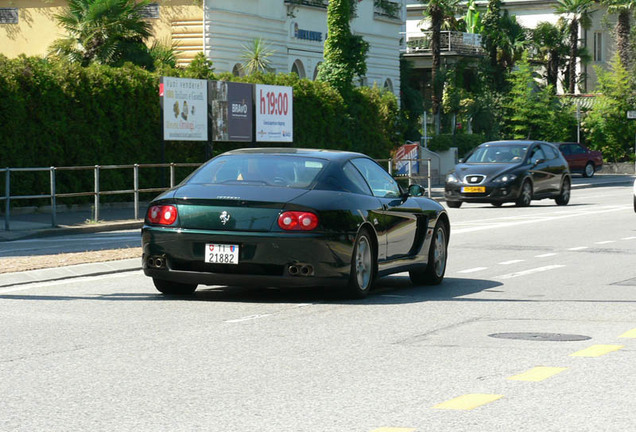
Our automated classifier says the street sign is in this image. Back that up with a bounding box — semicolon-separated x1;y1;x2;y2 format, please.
627;110;636;119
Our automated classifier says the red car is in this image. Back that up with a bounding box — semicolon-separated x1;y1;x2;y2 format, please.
557;142;603;178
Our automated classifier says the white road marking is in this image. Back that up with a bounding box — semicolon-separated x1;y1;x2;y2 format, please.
457;267;488;274
622;237;636;240
499;260;524;265
535;253;557;258
225;314;272;323
496;265;565;280
595;240;616;245
453;206;629;234
568;246;589;251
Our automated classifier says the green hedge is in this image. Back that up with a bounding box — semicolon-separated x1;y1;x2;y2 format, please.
0;55;401;205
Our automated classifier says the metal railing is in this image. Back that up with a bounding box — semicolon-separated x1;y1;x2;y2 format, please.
0;163;200;231
0;158;432;231
380;158;433;198
404;31;484;56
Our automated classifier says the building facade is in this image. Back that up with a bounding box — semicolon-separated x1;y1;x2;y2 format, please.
404;0;619;94
0;0;405;96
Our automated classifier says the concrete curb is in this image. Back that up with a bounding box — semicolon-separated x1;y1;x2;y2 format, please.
0;258;141;288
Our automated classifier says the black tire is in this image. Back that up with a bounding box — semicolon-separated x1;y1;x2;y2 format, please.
409;220;448;286
153;278;197;295
491;202;503;207
345;228;376;299
633;195;636;213
447;200;462;208
515;180;532;207
583;162;595;178
555;177;571;206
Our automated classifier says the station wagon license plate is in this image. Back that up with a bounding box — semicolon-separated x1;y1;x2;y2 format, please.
462;186;486;193
205;243;239;264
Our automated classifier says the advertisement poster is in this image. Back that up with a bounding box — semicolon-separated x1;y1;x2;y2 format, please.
161;77;208;141
209;81;253;142
395;143;419;175
255;84;293;142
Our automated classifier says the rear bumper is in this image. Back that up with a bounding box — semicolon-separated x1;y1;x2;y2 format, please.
142;226;354;288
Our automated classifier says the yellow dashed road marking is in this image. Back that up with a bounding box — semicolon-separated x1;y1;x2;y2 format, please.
507;366;568;382
570;344;624;357
619;328;636;338
434;394;503;410
371;428;416;432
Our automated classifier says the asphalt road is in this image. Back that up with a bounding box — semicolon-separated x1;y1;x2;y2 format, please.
1;181;635;431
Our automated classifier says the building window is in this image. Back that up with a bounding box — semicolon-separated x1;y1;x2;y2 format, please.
140;3;160;19
291;60;306;78
0;8;18;24
313;62;322;80
384;78;394;93
594;32;603;62
232;64;244;77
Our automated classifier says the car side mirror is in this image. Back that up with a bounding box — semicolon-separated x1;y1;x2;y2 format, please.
458;158;465;163
406;184;425;197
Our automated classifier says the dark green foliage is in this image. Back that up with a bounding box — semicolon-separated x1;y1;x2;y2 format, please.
582;55;636;162
400;57;424;141
502;56;577;141
0;55;401;204
428;133;487;158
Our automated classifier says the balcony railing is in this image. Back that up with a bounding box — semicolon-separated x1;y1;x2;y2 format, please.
405;31;484;56
284;0;328;8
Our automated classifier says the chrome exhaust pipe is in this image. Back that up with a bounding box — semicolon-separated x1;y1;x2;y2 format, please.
288;265;299;276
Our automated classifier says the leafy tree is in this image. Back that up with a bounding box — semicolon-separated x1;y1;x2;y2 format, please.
317;0;369;96
603;0;636;69
48;0;154;68
503;54;576;141
531;21;569;89
555;0;595;93
240;38;275;75
582;55;636;161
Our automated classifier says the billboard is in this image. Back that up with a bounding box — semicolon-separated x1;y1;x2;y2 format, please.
255;84;293;142
209;81;253;142
161;77;208;141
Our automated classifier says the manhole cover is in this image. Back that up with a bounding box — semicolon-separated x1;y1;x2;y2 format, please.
488;332;591;342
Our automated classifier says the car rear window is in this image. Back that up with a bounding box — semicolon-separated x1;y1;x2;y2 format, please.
185;155;327;189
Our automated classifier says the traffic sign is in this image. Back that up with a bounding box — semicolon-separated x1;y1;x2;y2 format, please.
628;110;636;119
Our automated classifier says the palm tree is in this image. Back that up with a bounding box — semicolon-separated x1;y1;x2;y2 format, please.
531;21;569;89
240;38;275;75
49;0;153;67
481;0;527;90
555;0;595;93
421;0;462;132
603;0;636;69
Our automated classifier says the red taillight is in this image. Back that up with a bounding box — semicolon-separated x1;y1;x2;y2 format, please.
278;211;319;231
147;205;178;225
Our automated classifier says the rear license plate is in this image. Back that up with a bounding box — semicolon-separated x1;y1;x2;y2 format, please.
462;186;485;193
205;243;239;264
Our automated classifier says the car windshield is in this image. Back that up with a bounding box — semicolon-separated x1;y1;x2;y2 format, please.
185;155;327;188
465;145;527;163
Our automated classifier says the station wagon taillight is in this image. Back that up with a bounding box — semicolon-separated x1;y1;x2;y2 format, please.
147;205;178;225
278;211;319;231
